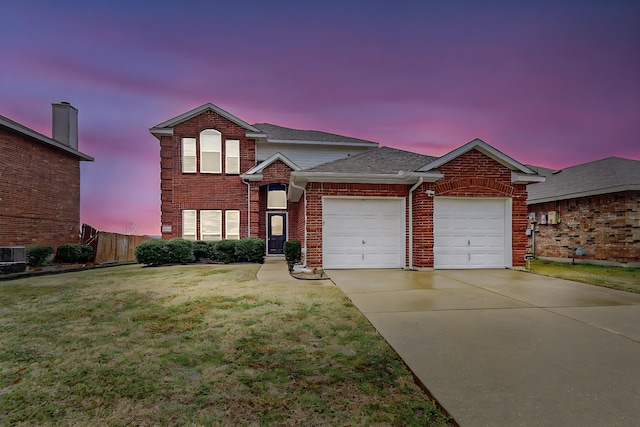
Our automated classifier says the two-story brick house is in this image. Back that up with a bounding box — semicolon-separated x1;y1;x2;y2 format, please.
150;103;544;270
0;103;94;248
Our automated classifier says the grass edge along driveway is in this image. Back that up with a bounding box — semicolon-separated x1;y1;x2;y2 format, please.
0;263;453;426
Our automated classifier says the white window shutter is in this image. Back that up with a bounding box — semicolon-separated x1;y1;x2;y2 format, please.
200;129;221;173
182;138;196;173
201;210;222;241
225;210;240;240
225;139;240;174
182;210;197;240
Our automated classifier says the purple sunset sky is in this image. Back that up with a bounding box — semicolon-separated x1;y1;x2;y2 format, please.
2;0;639;236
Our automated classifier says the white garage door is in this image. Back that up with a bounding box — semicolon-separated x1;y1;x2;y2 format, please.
323;198;405;269
434;198;511;269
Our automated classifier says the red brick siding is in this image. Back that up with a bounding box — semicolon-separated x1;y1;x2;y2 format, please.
159;110;255;239
0;127;81;247
305;183;409;268
528;191;640;263
435;149;529;267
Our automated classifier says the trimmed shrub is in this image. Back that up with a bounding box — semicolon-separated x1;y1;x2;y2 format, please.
165;238;195;264
212;240;238;264
135;239;170;266
236;238;266;263
78;245;94;263
284;241;302;271
55;244;94;264
193;240;212;262
26;245;54;267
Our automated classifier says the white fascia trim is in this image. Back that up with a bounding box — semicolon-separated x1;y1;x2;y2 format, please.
512;172;546;184
149;127;174;138
291;171;442;184
0;116;94;161
245;132;268;139
150;103;262;133
527;185;640;205
239;173;263;181
265;138;378;147
244;152;301;176
419;139;537;174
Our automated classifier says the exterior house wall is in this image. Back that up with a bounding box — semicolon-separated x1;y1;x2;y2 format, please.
304;183;410;268
159;110;256;239
528;191;640;264
302;149;529;269
0;127;81;247
432;149;529;268
250;160;299;242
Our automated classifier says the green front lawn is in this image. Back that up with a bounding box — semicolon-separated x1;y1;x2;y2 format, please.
528;259;640;294
0;264;452;426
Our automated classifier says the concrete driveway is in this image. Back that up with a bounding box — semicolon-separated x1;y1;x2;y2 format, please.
327;269;640;427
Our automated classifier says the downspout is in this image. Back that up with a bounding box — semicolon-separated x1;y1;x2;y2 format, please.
242;178;251;238
408;177;423;270
289;178;307;267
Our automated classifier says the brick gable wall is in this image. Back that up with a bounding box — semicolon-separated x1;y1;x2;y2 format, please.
528;191;640;263
433;149;529;267
0;127;81;247
159;110;256;239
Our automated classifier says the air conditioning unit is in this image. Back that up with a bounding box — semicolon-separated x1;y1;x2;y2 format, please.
0;246;26;263
0;246;27;274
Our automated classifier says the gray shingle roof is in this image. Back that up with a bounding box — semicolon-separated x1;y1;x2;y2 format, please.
252;123;378;146
303;146;438;174
527;157;640;203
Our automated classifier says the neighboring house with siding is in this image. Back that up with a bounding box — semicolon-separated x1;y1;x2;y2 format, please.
0;103;94;248
527;157;640;267
150;102;544;270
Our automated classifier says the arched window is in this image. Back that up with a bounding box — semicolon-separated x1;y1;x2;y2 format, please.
200;129;221;173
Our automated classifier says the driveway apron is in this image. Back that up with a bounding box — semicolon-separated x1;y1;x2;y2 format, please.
328;269;640;427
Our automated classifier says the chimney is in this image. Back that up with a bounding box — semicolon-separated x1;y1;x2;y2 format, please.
52;102;78;150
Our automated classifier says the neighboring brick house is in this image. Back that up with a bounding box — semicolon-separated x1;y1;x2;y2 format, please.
527;157;640;267
0;103;94;248
151;102;543;270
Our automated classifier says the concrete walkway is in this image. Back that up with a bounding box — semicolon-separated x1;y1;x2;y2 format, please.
327;269;640;427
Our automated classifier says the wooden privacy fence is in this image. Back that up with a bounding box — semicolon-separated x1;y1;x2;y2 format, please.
81;224;152;264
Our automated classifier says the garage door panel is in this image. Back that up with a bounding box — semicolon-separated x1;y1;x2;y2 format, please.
323;198;405;269
434;198;510;269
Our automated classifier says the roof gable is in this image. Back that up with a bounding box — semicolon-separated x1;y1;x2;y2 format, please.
240;152;300;181
150;103;262;136
0;114;93;161
418;138;536;175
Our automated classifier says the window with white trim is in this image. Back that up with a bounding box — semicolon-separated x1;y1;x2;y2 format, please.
182;210;197;240
267;184;287;209
225;139;240;174
200;129;221;173
182;138;196;173
200;210;222;241
225;210;240;240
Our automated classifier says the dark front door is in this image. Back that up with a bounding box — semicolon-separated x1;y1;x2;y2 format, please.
267;213;286;254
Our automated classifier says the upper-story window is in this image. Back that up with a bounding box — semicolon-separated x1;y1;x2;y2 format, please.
182;138;197;173
267;184;287;209
225;139;240;174
200;129;222;173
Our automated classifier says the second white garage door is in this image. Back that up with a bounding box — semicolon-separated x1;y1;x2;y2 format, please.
434;197;512;269
323;198;405;269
